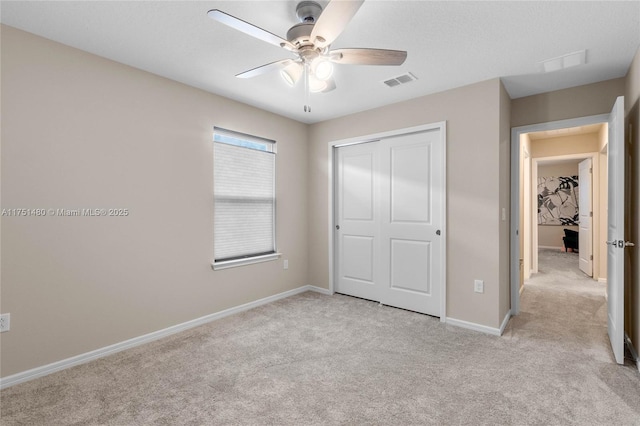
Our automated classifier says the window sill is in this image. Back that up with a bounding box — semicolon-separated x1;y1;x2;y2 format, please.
212;253;281;271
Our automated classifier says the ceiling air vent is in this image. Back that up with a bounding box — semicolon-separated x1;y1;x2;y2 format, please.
383;72;418;88
538;50;587;73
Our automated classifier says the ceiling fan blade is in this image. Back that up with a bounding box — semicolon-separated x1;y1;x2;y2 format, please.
207;9;296;52
330;48;407;66
310;0;365;48
236;59;295;79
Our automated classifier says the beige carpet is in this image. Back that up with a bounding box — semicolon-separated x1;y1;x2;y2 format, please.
1;251;639;425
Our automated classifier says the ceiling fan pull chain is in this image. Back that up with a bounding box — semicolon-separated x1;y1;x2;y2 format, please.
304;62;311;112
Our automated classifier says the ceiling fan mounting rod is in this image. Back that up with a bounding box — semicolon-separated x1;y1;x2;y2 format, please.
296;1;323;23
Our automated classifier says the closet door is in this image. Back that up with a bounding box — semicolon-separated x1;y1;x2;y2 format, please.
379;130;443;316
335;141;381;302
335;127;444;317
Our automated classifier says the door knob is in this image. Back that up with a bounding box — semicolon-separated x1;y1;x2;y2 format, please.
607;240;635;248
335;225;340;230
436;230;441;236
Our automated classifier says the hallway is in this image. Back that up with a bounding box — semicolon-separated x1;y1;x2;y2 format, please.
526;248;605;297
513;247;629;367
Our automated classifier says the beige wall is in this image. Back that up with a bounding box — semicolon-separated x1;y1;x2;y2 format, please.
530;133;599;158
537;161;579;178
499;82;511;322
624;46;640;356
0;26;309;377
309;78;507;329
537;162;579;249
511;78;626;128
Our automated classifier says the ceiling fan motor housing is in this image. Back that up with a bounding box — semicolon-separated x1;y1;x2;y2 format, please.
295;1;322;23
287;1;325;54
286;23;315;47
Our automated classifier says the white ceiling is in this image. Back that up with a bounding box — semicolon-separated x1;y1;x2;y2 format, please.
1;1;639;124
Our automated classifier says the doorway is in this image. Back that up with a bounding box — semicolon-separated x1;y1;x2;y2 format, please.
510;114;611;315
511;96;627;364
525;150;606;297
528;151;605;281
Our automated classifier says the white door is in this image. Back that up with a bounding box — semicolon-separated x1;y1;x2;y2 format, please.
379;131;444;315
335;141;381;302
335;128;445;317
523;150;531;280
578;158;593;276
606;96;625;364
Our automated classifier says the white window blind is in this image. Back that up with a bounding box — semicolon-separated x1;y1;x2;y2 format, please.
213;128;276;264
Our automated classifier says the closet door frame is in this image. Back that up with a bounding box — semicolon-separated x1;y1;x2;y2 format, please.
327;122;447;321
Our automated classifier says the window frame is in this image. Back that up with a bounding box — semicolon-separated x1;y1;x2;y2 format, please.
212;127;280;270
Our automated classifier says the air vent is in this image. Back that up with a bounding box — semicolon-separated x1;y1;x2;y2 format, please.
538;50;587;73
383;72;418;88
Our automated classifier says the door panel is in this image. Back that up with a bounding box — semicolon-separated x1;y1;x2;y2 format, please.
607;96;625;364
390;144;431;223
336;142;380;301
390;239;432;294
380;130;443;316
578;158;593;276
342;235;374;282
343;153;375;220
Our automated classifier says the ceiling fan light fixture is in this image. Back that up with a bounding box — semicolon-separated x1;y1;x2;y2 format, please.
281;62;303;86
312;59;333;80
312;58;334;81
309;76;328;93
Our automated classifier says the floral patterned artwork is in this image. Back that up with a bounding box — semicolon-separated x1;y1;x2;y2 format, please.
537;176;579;225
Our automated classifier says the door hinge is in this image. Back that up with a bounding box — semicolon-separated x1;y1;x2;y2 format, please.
589;167;593;173
590;255;593;260
590;211;593;217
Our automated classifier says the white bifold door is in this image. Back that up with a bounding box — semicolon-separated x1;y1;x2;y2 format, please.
335;128;444;317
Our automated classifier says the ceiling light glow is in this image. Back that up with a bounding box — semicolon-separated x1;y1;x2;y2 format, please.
309;76;328;93
312;58;333;81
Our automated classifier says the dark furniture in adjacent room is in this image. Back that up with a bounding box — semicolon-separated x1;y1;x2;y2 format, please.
563;229;579;252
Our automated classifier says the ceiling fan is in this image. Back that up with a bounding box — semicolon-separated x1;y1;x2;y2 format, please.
207;0;407;112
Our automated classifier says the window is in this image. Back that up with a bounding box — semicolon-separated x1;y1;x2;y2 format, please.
212;127;278;269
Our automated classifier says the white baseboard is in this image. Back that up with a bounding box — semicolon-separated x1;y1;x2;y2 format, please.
598;278;607;283
538;245;563;250
499;310;512;335
446;315;505;336
307;285;332;295
0;284;327;390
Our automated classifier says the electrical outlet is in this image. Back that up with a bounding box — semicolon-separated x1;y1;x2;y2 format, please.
283;259;289;270
0;313;10;332
474;280;484;294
